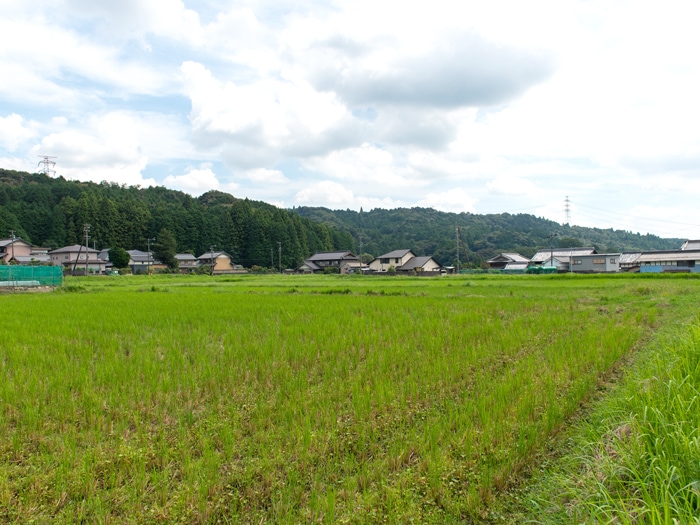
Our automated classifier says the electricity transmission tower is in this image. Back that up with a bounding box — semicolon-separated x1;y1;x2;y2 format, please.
37;156;57;177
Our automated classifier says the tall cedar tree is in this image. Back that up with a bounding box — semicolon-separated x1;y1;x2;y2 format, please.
153;228;178;269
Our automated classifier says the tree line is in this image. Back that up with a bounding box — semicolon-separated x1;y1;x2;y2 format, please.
0;169;354;269
294;206;683;268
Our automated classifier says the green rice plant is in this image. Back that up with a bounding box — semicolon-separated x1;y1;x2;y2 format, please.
0;274;697;523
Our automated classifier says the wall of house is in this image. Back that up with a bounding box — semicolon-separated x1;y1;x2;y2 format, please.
2;243;32;263
572;255;620;273
214;256;234;272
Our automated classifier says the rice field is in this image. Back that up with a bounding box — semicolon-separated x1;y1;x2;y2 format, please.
0;273;697;524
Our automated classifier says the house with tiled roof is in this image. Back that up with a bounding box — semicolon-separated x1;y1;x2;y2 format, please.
297;251;359;273
49;245;108;274
486;253;530;270
368;249;416;272
396;255;441;273
0;237;33;264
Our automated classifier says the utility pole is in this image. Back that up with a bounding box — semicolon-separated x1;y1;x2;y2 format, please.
549;232;556;270
278;241;282;274
9;229;15;263
8;229;15;290
359;234;363;274
83;224;91;276
147;237;155;275
210;245;216;276
455;224;460;274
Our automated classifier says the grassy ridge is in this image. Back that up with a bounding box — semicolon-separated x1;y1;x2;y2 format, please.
0;274;696;523
509;283;700;524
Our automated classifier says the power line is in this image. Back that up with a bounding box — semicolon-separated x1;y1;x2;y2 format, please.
572;201;700;229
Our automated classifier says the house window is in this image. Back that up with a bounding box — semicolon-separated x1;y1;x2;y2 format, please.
610;258;616;264
593;258;605;264
380;258;389;264
573;259;582;265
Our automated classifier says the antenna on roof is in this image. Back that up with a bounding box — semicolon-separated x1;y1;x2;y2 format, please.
38;156;57;177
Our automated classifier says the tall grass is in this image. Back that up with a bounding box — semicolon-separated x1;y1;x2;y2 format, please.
509;284;700;524
0;274;695;523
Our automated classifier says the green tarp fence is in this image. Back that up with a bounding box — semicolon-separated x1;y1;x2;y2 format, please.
0;265;63;287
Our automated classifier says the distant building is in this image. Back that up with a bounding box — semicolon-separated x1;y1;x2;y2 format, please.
570;254;621;273
127;250;165;275
49;245;107;274
0;237;33;264
297;251;359;273
529;247;598;272
396;255;441;274
486;253;530;270
197;251;243;274
368;250;416;272
175;253;199;273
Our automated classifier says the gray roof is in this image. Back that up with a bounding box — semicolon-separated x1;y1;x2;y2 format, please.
175;253;198;261
487;253;530;263
682;240;700;250
504;262;529;270
377;249;414;259
306;251;357;261
198;251;230;260
399;256;437;270
298;260;322;271
619;253;642;264
638;250;700;263
530;247;596;263
49;244;100;254
14;255;51;263
0;238;31;248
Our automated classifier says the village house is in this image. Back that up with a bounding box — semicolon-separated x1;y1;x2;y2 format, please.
127;250;166;275
175;253;199;273
368;249;416;272
571;253;621;273
395;255;442;274
197;251;244;274
297;251;359;273
0;237;33;264
529;247;598;272
486;253;530;270
339;260;368;274
49;245;108;274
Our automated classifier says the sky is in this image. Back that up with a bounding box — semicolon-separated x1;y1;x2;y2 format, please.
1;1;700;240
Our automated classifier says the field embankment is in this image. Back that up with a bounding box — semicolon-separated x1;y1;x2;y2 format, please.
501;280;700;524
0;274;697;523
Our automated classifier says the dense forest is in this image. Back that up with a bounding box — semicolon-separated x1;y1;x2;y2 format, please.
0;168;685;269
294;206;684;268
0;169;354;269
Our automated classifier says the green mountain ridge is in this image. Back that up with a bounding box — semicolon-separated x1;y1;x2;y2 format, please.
0;169;353;269
293;206;684;268
0;168;684;269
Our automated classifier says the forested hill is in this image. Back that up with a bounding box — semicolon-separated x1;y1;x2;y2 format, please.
0;169;353;268
293;206;684;268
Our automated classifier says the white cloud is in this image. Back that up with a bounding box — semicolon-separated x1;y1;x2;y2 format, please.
417;188;477;213
294;181;354;206
163;168;220;195
3;0;700;238
0;114;37;152
486;176;539;196
29;112;162;187
245;168;289;184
